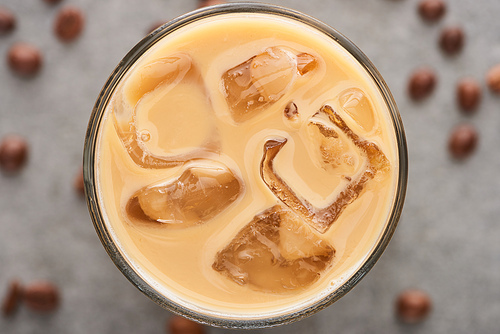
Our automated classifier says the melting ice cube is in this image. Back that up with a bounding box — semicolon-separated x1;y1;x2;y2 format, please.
124;53;193;106
112;53;218;169
212;205;334;292
127;163;241;226
222;47;317;123
260;105;390;234
339;88;376;132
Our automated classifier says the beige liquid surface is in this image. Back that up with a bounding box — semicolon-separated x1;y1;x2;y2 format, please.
96;13;399;318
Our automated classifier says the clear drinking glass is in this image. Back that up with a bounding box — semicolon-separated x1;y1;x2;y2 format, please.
83;2;408;329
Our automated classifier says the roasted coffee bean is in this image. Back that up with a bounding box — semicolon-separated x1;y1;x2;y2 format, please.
0;7;16;34
457;78;481;112
448;124;478;159
0;135;28;172
2;280;23;317
408;68;437;100
486;64;500;94
43;0;63;4
439;26;464;55
7;43;43;76
24;282;60;313
74;167;85;195
395;289;432;323
168;316;205;334
54;6;84;42
418;0;446;22
198;0;225;8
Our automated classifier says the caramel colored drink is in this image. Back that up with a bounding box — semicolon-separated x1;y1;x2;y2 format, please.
85;3;407;328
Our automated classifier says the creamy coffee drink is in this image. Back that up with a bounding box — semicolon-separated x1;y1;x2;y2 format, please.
92;7;403;322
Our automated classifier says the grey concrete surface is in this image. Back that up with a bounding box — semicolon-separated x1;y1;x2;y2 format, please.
1;0;499;333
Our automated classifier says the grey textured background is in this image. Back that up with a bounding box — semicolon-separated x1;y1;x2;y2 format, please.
1;0;500;333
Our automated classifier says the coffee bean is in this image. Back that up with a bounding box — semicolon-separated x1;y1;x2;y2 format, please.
2;280;23;317
168;316;205;334
74;167;85;195
418;0;446;22
439;26;464;55
457;78;481;112
408;68;437;100
54;6;84;42
486;64;500;94
43;0;63;5
7;43;43;76
395;289;432;323
0;135;28;173
0;7;16;35
198;0;225;8
24;282;60;313
448;124;478;159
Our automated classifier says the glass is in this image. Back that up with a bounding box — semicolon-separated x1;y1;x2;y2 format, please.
83;2;408;329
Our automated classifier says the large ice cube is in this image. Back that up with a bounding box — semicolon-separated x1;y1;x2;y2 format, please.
127;163;241;226
338;88;376;132
213;205;334;292
124;53;194;106
260;105;390;234
112;53;218;169
222;47;317;123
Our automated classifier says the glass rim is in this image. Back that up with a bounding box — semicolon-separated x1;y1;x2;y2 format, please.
83;2;408;329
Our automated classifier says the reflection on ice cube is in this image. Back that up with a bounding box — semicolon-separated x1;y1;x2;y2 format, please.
213;205;334;292
127;162;241;226
339;88;375;132
222;47;317;123
260;105;390;234
112;53;217;169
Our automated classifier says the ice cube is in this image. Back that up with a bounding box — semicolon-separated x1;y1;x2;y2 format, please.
112;53;218;169
338;88;375;132
222;47;317;123
260;105;390;234
127;163;241;226
284;101;299;120
296;53;318;75
307;121;358;172
124;53;194;106
212;205;334;292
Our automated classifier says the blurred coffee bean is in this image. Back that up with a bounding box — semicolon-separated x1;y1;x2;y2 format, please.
439;26;464;55
198;0;225;8
457;78;481;112
74;167;85;195
418;0;446;22
168;315;205;334
486;64;500;94
54;6;84;42
0;135;28;173
395;289;432;323
24;282;60;313
0;7;16;35
7;43;43;76
448;124;478;159
43;0;64;4
408;68;437;100
2;280;23;317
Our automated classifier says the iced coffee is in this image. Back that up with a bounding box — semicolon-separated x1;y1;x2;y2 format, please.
88;4;406;326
